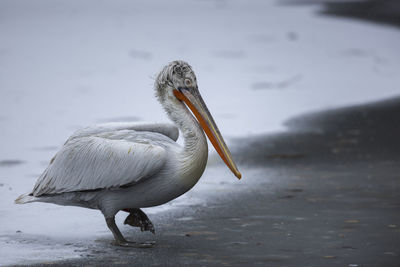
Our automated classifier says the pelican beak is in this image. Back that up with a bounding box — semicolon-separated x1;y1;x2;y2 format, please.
173;87;242;179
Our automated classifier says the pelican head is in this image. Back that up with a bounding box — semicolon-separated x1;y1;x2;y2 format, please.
155;60;241;179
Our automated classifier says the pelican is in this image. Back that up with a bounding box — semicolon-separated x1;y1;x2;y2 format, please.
15;60;241;247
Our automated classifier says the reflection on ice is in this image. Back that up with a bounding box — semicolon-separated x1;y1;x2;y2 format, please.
0;160;25;167
251;74;302;90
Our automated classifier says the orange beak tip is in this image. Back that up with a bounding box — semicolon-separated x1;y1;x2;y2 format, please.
236;172;242;180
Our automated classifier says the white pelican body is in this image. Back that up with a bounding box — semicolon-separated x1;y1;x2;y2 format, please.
16;61;241;246
31;121;207;215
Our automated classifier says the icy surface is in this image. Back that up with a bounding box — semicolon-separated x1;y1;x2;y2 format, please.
0;0;399;265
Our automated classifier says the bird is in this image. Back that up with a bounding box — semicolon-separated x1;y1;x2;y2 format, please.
15;60;241;247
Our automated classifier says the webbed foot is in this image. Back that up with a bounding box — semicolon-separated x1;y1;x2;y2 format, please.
124;208;155;234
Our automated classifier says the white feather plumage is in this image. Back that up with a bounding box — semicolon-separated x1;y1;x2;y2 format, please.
32;128;169;196
14;61;237;246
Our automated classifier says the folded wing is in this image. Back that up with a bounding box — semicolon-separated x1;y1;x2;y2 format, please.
32;135;167;197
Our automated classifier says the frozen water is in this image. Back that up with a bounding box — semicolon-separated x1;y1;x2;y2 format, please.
0;0;399;265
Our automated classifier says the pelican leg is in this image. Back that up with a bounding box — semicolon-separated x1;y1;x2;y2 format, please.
105;217;155;248
123;208;155;234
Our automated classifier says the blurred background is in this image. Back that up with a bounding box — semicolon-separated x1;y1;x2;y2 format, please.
0;0;399;265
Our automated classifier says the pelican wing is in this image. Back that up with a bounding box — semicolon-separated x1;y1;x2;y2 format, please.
69;122;179;142
32;134;167;197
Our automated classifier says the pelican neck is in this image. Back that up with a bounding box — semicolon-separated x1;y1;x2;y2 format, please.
161;90;208;177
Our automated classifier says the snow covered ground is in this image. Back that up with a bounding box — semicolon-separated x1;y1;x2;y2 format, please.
0;0;399;265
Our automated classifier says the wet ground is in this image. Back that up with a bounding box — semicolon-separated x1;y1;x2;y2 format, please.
322;0;400;28
283;0;400;28
12;97;399;267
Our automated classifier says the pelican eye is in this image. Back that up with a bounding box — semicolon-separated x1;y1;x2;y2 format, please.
184;79;192;87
